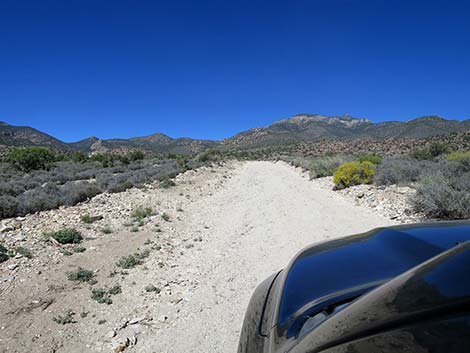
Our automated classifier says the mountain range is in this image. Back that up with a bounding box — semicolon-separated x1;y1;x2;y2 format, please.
1;114;469;155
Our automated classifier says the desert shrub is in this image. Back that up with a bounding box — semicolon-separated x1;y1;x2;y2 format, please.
410;148;431;160
447;151;470;161
89;153;114;168
0;244;9;263
447;151;470;173
131;206;153;221
61;182;101;205
375;156;433;186
53;310;76;325
333;161;376;189
7;147;55;172
160;178;176;188
0;195;19;219
175;156;189;170
71;152;88;163
107;180;133;193
281;156;312;170
107;284;122;295
46;228;83;244
428;142;450;158
127;150;145;161
145;284;160;293
357;153;382;165
412;171;470;219
0;156;203;219
116;250;150;269
309;155;353;179
72;246;86;253
67;268;95;283
198;149;222;162
411;142;450;160
116;254;142;269
80;214;103;224
101;225;113;234
91;288;116;305
15;246;33;258
19;184;62;214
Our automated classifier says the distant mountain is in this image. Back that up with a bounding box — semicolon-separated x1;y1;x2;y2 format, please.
1;114;470;155
0;121;218;155
68;136;101;152
0;121;69;150
88;133;218;154
223;114;470;149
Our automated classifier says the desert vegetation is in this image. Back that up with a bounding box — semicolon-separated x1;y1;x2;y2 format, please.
0;147;209;219
282;142;470;220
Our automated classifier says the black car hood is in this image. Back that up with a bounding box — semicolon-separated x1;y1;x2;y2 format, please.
288;241;470;353
276;222;470;338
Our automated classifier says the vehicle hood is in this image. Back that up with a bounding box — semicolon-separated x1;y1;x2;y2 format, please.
289;241;470;353
276;222;470;338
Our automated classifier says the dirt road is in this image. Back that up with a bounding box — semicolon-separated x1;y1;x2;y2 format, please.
0;161;395;352
144;161;394;352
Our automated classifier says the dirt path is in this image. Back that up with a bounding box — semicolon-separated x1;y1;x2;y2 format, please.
0;161;395;353
142;161;394;352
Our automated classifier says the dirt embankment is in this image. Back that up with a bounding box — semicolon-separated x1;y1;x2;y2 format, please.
0;161;396;353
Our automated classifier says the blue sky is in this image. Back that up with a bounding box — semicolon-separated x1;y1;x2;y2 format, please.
1;0;469;142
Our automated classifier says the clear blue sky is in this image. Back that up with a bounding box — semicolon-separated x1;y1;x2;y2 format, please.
1;0;469;142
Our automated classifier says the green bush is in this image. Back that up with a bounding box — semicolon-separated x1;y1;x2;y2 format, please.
447;151;470;161
7;147;55;172
309;155;353;179
130;206;153;221
127;150;145;161
160;179;176;189
67;268;95;283
428;142;450;158
71;152;88;163
46;228;83;244
333;161;376;189
72;246;86;253
145;284;161;293
91;288;114;304
53;310;76;325
374;156;433;186
412;172;470;219
15;246;33;258
0;244;9;263
411;142;450;160
357;153;382;165
108;181;133;193
198;149;222;162
90;284;121;304
107;284;122;295
116;250;150;269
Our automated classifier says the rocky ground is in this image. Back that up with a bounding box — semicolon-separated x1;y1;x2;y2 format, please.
310;176;422;223
0;161;410;353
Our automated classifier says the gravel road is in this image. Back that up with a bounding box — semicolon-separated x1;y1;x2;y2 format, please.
144;161;394;353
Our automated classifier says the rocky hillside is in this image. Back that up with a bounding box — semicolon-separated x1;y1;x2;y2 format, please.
70;133;218;155
0;121;69;150
1;114;470;154
0;122;217;155
223;114;470;149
